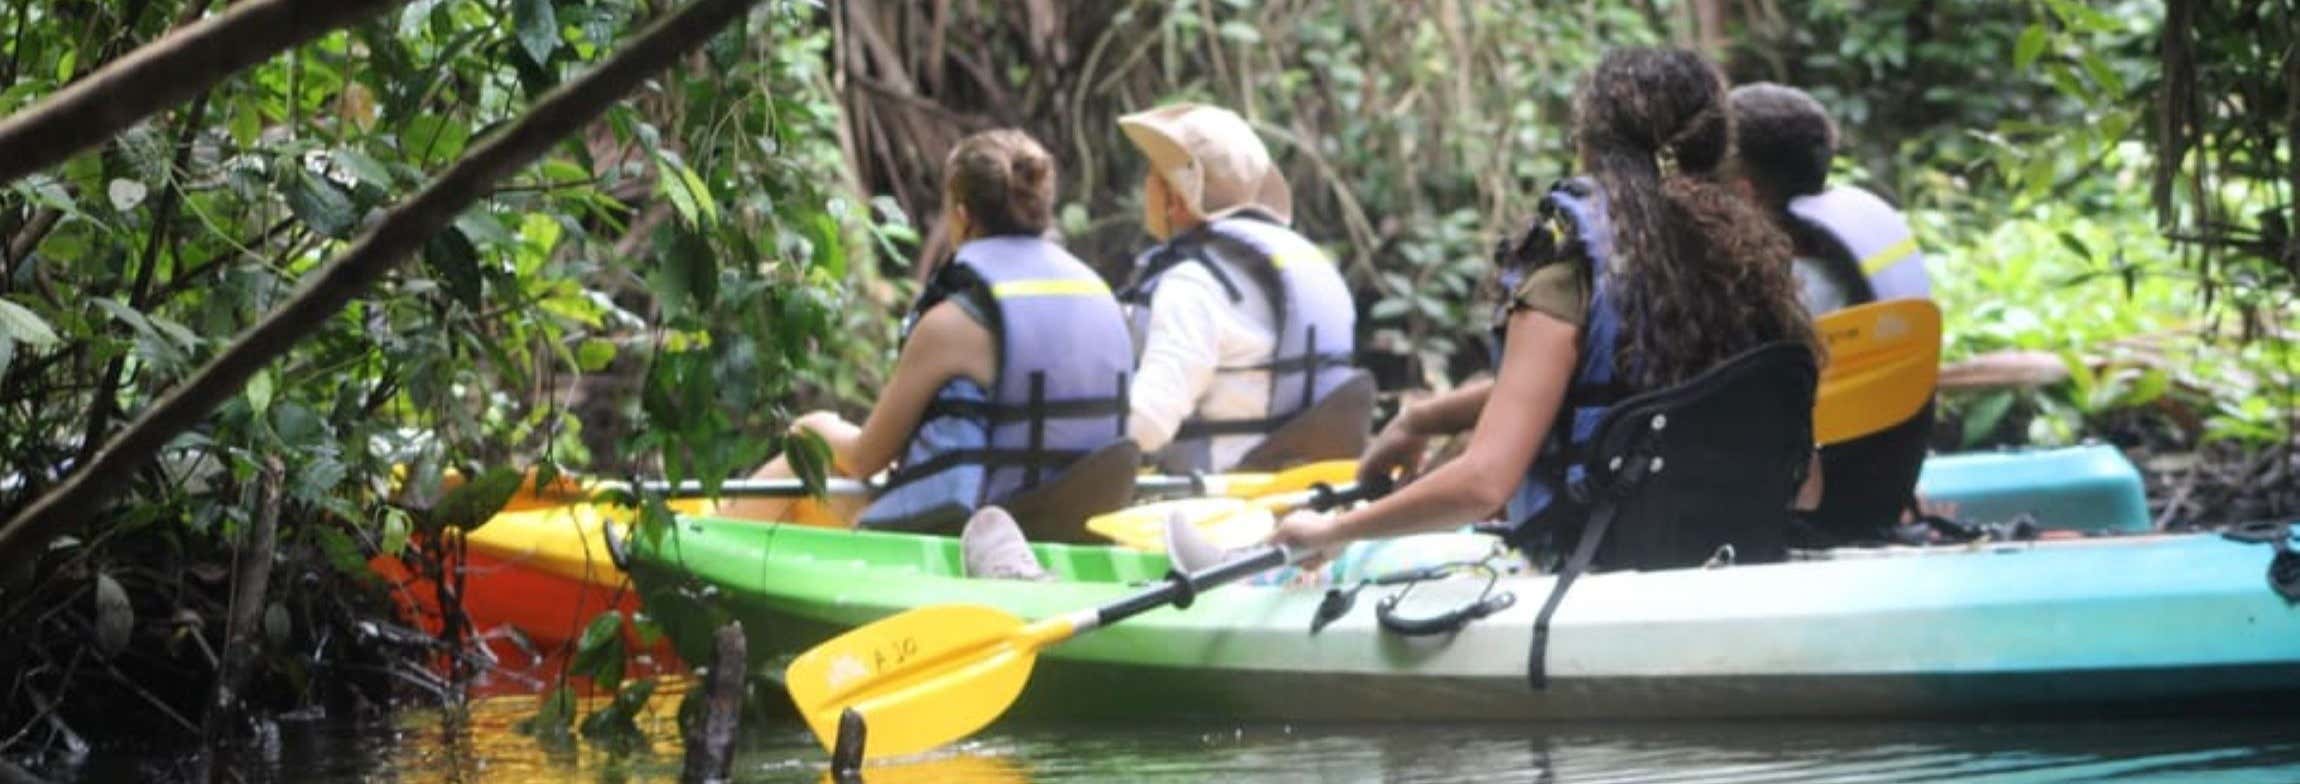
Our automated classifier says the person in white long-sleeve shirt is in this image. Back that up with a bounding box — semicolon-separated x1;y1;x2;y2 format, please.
1116;103;1359;473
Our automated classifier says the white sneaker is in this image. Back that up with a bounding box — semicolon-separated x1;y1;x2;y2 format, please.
961;506;1051;581
1162;509;1230;573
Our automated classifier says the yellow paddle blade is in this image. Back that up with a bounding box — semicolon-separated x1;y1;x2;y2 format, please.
1814;299;1942;445
786;604;1079;760
1209;459;1359;497
1084;497;1277;552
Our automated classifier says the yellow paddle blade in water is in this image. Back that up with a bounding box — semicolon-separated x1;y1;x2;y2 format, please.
785;604;1081;760
1084;497;1277;552
1814;299;1942;445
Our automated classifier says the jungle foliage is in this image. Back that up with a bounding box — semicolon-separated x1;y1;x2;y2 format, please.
0;0;879;762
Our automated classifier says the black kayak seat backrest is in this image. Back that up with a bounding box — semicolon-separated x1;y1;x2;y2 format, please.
1572;341;1819;571
1529;340;1819;690
1000;439;1141;544
1233;369;1377;472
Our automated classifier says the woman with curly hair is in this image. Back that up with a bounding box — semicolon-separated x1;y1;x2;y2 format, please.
1269;48;1818;567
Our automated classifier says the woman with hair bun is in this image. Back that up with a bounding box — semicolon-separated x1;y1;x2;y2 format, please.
1269;48;1818;568
725;130;1133;550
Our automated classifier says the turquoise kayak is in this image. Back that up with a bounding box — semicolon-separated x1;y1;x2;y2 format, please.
627;510;2300;722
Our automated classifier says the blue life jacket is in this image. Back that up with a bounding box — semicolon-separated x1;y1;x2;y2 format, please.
1786;185;1931;307
856;236;1134;531
1495;179;1635;550
1119;214;1357;472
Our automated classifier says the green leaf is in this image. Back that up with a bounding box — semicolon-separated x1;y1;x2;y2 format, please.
807;212;844;277
2055;231;2092;262
0;298;60;347
332;149;396;188
430;466;524;532
2079;52;2126;97
576;338;616;372
514;0;560;64
655;158;714;228
106;179;148;212
246;369;275;416
286;170;356;237
262;602;291;645
453;210;515;248
579;677;656;748
2044;63;2090;102
2013;25;2048;71
1217;20;1263;45
311;526;368;575
785;428;834;499
379;508;411;557
423;225;484;310
402;115;471;167
540;158;589;184
516;685;576;741
230;97;262;146
1961;391;2017;447
569;610;627;691
94;572;132;657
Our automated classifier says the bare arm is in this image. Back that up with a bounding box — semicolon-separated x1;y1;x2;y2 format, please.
1397;379;1493;437
1292;310;1576;545
812;301;996;477
1356;377;1497;484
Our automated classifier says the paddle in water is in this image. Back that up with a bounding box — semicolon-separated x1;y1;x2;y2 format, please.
784;479;1387;761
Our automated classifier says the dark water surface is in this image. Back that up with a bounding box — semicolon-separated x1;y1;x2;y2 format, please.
51;684;2300;783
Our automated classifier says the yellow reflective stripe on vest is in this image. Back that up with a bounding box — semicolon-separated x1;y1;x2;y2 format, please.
991;278;1111;298
1270;248;1325;270
1859;237;1919;277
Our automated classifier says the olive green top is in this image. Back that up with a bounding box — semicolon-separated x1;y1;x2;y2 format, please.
1505;257;1591;328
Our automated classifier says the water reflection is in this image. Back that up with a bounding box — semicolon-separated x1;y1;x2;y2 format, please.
51;680;2300;783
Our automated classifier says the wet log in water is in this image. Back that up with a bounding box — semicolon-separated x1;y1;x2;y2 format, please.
195;460;282;783
682;621;746;784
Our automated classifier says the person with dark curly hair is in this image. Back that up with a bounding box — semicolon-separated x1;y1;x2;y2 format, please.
724;130;1133;539
1728;82;1937;544
1269;48;1818;568
1726;82;1931;311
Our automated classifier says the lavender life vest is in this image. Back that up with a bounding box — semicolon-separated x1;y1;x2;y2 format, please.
1787;185;1931;307
1118;215;1357;472
856;236;1133;530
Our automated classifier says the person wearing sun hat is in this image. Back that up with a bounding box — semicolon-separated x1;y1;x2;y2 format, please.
1116;103;1359;474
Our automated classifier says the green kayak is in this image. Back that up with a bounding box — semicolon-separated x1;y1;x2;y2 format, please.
626;513;2300;723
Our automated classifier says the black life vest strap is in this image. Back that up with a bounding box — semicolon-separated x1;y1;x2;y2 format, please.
1528;498;1616;689
1025;373;1048;487
1119;235;1246;306
921;395;1129;423
1786;211;1880;306
879;447;1095;494
1214;350;1356;375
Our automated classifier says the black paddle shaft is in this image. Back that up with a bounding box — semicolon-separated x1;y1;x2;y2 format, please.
1087;478;1392;629
1093;546;1288;628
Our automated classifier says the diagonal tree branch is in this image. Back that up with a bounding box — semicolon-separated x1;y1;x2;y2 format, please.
0;0;766;560
0;0;402;187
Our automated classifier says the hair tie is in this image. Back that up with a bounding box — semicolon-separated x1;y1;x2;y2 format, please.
1655;147;1680;179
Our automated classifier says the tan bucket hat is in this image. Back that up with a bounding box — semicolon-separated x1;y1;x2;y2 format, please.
1119;103;1294;225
